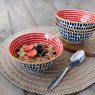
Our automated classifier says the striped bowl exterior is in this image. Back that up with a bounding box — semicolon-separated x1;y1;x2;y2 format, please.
9;32;63;71
55;21;95;34
55;10;95;29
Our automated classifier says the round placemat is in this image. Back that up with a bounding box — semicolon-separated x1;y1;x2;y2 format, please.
0;26;95;95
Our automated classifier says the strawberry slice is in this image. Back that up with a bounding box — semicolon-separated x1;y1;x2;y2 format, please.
24;44;34;52
26;49;37;58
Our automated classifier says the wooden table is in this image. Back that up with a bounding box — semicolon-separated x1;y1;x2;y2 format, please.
0;0;95;95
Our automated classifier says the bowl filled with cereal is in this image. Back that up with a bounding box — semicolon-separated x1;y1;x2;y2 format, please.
9;32;63;71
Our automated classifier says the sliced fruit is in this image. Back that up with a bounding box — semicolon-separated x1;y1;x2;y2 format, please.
24;44;34;52
41;45;46;50
26;49;37;58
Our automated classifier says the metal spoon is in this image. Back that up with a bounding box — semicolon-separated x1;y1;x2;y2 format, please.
48;50;85;91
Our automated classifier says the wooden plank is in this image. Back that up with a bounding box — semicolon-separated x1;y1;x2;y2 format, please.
70;93;80;95
46;0;79;10
79;87;95;95
24;90;42;95
90;84;95;93
45;93;79;95
24;0;55;26
47;0;95;12
0;0;12;44
0;73;24;95
0;0;24;95
3;0;38;95
4;0;37;33
0;0;37;95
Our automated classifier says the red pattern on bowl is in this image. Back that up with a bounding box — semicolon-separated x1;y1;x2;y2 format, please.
9;32;63;71
56;10;95;23
9;32;63;64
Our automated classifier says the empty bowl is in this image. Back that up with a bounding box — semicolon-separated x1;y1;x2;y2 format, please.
56;21;93;44
58;28;92;44
9;32;63;71
55;10;95;29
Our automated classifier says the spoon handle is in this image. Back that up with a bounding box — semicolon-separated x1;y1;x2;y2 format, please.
48;66;70;91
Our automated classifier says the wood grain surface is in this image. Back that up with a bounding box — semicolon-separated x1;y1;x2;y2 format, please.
0;0;95;95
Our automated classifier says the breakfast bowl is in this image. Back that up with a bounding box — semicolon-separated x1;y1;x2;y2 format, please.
55;10;95;30
9;32;63;72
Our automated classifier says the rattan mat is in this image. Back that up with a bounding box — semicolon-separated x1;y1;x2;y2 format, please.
0;26;95;95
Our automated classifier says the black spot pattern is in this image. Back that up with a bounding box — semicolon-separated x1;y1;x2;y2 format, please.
19;61;54;71
59;28;92;43
56;17;95;29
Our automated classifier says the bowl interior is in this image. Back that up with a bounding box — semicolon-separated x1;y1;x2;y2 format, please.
9;32;63;64
56;10;95;23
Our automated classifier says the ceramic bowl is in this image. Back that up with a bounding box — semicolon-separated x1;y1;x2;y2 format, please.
58;28;93;44
9;32;63;72
55;10;95;30
55;21;93;44
55;21;95;34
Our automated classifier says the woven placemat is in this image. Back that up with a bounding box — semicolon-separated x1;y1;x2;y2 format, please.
0;26;95;95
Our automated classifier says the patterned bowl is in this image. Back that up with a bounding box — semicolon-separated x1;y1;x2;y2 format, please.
58;28;93;44
9;32;63;72
55;10;95;30
55;21;95;34
55;21;93;44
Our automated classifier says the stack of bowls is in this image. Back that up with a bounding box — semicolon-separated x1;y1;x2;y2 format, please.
55;10;95;44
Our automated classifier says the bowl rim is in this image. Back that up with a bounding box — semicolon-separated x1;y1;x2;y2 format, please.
8;32;63;64
55;17;95;30
55;9;95;24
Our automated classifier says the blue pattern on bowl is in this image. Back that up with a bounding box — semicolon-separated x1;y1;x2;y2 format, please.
55;17;95;30
58;28;92;44
16;61;54;72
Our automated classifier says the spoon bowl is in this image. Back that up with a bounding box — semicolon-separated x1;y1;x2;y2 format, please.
70;50;85;67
